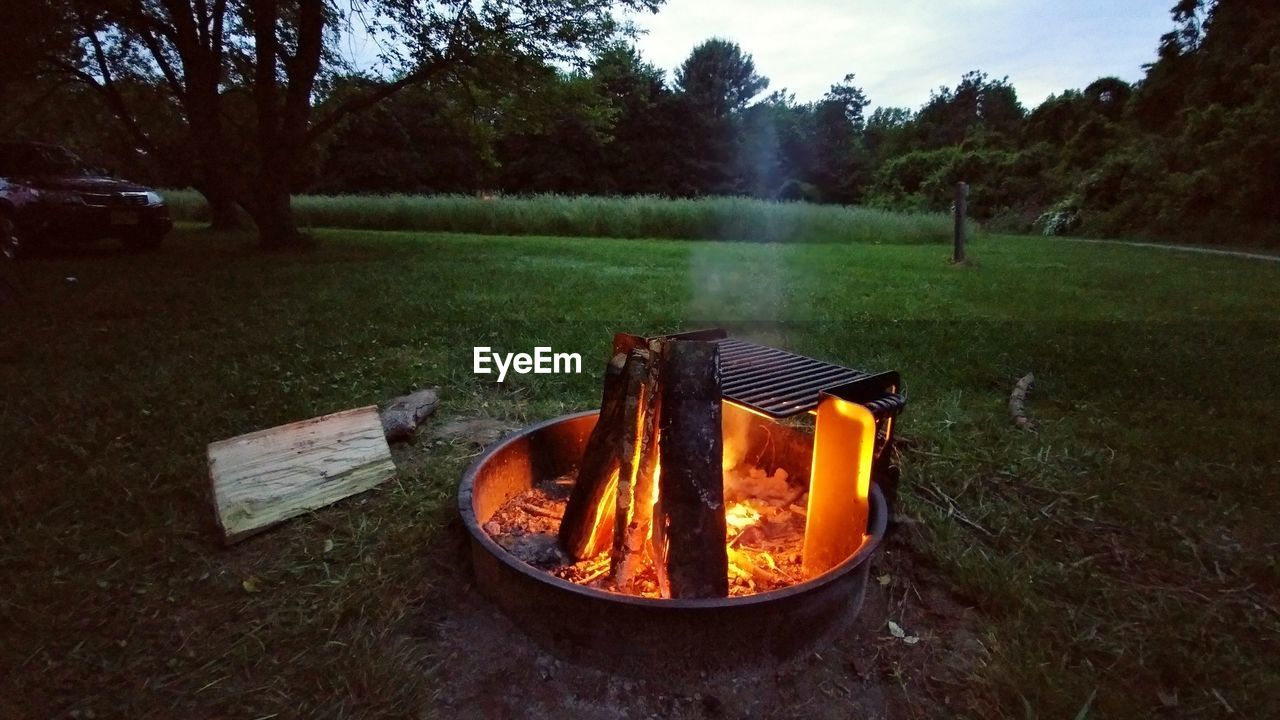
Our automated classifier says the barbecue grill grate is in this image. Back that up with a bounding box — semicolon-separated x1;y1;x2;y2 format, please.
716;337;904;419
652;330;906;420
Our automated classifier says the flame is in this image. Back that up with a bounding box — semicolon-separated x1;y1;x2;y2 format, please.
583;469;618;557
572;396;877;596
724;501;762;532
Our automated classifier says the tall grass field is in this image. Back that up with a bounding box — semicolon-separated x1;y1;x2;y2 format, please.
161;189;955;244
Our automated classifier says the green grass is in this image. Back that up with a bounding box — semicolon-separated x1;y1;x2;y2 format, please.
1;226;1277;718
161;189;955;245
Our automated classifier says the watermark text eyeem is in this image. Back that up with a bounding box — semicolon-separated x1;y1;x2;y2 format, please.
473;346;582;382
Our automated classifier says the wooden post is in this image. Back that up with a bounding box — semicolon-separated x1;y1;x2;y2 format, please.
953;181;968;263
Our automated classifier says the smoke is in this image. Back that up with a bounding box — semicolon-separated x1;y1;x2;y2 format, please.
686;241;792;344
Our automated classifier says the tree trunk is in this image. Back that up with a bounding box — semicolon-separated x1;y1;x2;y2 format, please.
207;194;246;230
194;180;245;230
188;81;246;232
247;0;317;251
248;177;310;250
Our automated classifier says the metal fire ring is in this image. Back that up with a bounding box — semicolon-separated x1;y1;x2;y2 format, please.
458;410;888;674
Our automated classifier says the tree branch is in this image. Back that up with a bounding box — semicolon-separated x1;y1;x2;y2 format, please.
305;63;446;143
0;78;75;136
283;0;326;133
209;0;227;70
158;0;200;54
135;28;187;100
53;57;156;154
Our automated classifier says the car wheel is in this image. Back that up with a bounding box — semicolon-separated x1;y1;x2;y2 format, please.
0;214;20;261
123;232;163;253
0;214;19;304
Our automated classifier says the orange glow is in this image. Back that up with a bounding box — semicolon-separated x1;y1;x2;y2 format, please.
584;469;619;557
721;400;757;472
724;501;762;532
802;395;875;579
573;395;875;595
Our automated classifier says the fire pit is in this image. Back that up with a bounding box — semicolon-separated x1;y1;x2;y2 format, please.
458;331;904;671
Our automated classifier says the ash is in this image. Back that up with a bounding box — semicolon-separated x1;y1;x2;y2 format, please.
482;464;808;597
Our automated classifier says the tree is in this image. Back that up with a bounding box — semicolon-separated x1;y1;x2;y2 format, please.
589;43;685;194
1082;77;1132;121
494;66;616;193
49;0;661;248
673;38;767;120
736;91;794;198
314;77;491;194
914;71;1024;149
811;74;870;202
672;38;768;194
863;106;912;163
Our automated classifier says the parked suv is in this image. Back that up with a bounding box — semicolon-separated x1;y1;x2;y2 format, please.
0;141;172;253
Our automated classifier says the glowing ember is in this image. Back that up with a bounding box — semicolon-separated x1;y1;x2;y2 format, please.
724;501;761;532
484;460;808;598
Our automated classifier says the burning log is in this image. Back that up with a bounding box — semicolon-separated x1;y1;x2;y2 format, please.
609;350;649;577
657;339;729;599
613;340;664;590
560;334;731;597
559;341;636;559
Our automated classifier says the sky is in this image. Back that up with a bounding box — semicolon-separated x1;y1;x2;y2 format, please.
628;0;1175;111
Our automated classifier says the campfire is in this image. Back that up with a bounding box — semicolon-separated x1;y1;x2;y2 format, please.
479;330;904;600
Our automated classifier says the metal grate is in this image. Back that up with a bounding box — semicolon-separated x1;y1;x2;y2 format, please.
717;338;869;418
718;337;909;420
649;329;905;420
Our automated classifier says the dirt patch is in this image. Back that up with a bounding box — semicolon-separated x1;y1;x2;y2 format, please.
432;417;517;447
404;523;986;719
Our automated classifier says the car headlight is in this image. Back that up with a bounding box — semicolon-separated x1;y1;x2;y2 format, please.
145;191;164;206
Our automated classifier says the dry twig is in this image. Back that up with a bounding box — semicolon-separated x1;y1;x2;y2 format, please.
1009;372;1036;431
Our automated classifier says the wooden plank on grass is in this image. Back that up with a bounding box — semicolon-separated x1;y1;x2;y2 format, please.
209;406;396;544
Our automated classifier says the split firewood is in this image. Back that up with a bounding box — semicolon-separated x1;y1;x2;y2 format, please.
558;351;629;559
1009;372;1036;431
559;334;645;559
613;339;664;590
657;339;729;599
609;350;649;580
209;406;395;544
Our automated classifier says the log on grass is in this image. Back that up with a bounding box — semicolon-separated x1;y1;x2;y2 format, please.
209;406;395;544
657;339;728;599
559;334;646;559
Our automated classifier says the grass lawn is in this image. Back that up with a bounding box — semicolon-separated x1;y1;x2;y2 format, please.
1;225;1277;718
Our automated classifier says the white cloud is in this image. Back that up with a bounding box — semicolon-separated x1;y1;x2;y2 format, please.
629;0;1173;110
